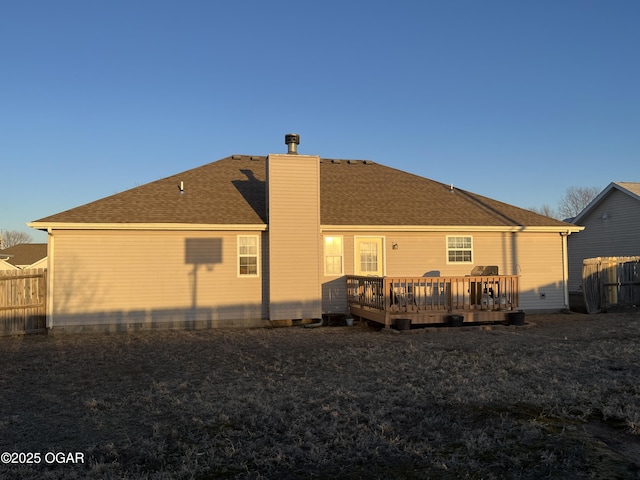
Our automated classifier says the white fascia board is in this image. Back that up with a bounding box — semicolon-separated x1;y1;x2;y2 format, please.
0;259;19;270
321;224;584;234
28;222;268;232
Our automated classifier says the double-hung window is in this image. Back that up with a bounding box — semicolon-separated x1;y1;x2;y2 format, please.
324;236;343;276
238;235;259;276
446;236;473;264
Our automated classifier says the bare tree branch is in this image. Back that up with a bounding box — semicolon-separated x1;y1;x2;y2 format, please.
0;230;33;249
557;186;600;220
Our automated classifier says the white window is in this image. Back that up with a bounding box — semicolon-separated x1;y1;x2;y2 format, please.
238;235;259;276
324;236;343;276
360;241;378;272
355;237;384;276
447;236;473;263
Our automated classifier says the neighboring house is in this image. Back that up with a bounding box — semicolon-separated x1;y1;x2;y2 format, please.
29;135;582;332
0;252;18;271
567;182;640;295
0;243;47;271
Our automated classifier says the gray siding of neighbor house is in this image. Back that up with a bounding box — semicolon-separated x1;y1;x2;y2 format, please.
568;189;640;293
49;230;268;330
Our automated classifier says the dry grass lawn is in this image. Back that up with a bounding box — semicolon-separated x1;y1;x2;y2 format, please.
1;312;640;479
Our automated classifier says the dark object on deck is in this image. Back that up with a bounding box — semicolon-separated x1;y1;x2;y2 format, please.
470;265;499;276
508;311;525;326
394;318;411;331
447;314;464;327
469;266;499;305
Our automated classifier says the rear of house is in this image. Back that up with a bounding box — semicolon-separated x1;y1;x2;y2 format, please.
30;135;581;332
321;230;569;315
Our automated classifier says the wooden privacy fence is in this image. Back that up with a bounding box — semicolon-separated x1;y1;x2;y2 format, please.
0;269;47;335
583;257;640;314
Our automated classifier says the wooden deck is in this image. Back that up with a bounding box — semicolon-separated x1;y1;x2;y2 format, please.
346;275;520;329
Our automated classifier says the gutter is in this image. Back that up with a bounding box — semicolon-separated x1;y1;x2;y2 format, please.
321;224;585;234
27;222;268;232
46;229;54;329
560;231;571;309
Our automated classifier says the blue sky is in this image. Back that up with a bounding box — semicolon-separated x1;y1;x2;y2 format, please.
2;1;638;243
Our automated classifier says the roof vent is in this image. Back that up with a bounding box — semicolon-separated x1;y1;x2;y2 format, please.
285;133;300;154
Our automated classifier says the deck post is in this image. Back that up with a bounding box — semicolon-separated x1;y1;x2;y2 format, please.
383;277;392;329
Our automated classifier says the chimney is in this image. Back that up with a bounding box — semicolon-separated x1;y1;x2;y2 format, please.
267;133;321;321
284;133;300;154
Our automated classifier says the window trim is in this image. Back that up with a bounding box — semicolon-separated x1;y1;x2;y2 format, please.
323;235;344;276
237;234;260;277
446;235;473;264
354;236;385;276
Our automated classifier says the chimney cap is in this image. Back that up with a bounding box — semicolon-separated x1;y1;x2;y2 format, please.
284;133;300;154
285;133;300;145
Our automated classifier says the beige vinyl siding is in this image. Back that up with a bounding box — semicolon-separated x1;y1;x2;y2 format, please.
26;258;48;270
267;154;322;320
512;233;566;310
0;261;19;271
568;189;640;292
50;230;266;328
385;231;565;311
321;230;566;314
359;231;523;277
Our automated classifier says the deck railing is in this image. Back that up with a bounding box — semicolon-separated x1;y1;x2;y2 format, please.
346;275;519;313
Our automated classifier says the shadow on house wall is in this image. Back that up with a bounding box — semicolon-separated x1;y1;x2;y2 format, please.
46;298;327;333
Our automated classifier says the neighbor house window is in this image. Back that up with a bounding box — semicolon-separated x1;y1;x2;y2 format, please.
447;236;473;263
324;236;343;275
238;235;259;276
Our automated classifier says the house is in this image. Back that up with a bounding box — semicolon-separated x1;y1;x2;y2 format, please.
29;134;582;332
567;182;640;304
0;252;17;272
0;243;47;271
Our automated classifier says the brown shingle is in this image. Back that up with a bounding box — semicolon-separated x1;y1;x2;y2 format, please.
35;156;267;225
33;155;570;228
0;243;47;266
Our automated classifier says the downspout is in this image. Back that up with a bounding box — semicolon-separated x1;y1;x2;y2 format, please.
46;228;54;329
560;231;570;310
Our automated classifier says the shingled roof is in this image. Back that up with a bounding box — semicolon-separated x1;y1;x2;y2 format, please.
0;243;47;266
31;156;573;229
